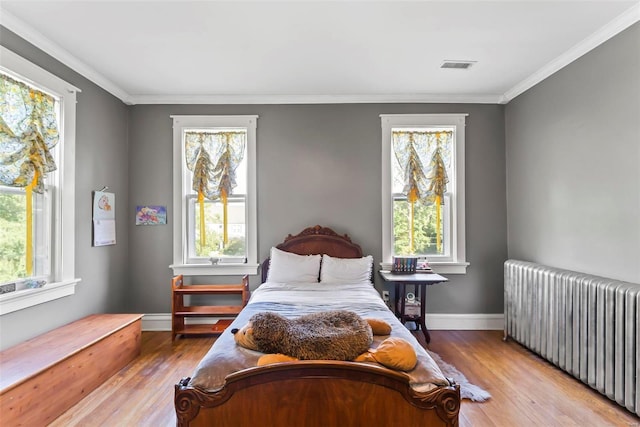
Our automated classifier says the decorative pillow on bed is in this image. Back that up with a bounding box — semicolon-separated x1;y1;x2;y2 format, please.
266;247;321;282
320;254;373;284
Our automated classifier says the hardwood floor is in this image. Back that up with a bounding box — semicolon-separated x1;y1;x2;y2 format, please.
426;330;639;427
51;330;639;427
50;332;215;427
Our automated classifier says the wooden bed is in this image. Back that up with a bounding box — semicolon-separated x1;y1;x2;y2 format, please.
174;225;460;427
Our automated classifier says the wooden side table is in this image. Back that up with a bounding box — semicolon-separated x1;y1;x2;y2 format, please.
379;270;448;344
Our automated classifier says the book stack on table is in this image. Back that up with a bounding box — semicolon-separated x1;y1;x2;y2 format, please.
392;257;433;273
392;257;417;273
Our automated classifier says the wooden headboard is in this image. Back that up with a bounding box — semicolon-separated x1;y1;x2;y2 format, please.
261;225;363;283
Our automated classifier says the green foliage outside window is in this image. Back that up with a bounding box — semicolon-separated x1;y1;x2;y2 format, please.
393;199;442;256
194;204;246;258
0;192;27;282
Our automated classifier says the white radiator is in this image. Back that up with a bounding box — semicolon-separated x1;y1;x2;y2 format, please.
504;260;639;416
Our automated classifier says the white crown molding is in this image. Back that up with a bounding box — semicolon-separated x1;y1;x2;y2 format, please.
503;2;640;103
131;93;504;105
0;9;501;107
3;4;637;107
0;9;134;104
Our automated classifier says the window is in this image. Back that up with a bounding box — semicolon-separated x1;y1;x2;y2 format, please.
0;46;80;314
381;114;468;274
0;186;51;282
171;115;258;276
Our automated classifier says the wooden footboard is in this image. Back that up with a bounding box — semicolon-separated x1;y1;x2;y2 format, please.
175;361;460;427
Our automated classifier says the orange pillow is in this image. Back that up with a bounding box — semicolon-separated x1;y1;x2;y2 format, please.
368;337;417;371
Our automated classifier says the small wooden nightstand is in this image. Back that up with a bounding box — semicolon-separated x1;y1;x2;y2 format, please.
379;270;448;344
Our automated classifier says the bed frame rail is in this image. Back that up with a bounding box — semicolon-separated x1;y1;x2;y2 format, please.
175;361;460;427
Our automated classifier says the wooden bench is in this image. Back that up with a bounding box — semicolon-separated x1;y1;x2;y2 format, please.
0;313;143;426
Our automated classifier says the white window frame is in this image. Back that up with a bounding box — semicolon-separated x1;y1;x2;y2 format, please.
170;115;259;276
381;113;469;274
0;46;81;315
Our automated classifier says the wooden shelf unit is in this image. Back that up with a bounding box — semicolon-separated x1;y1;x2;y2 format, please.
172;275;249;341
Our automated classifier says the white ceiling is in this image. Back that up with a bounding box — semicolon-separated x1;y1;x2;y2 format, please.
1;1;638;105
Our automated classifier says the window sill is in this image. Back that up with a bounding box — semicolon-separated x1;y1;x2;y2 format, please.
379;262;469;275
170;263;260;276
0;278;81;315
428;262;469;274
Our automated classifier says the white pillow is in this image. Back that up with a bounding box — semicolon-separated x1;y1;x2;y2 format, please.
266;247;321;283
320;254;374;284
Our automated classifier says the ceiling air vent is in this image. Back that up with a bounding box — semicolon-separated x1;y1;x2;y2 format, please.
441;60;476;70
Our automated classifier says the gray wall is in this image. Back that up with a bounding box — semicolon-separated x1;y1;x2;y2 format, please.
505;23;640;283
0;28;131;350
128;103;507;315
2;11;635;351
1;24;511;350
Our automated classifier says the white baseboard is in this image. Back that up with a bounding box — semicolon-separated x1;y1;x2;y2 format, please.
425;313;504;330
142;313;172;331
142;313;504;332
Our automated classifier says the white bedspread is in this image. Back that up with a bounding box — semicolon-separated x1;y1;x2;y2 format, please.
189;280;449;393
249;281;387;309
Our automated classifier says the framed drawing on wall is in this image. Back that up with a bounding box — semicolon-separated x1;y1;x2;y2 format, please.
135;205;167;226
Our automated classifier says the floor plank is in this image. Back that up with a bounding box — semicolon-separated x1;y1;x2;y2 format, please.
50;330;639;426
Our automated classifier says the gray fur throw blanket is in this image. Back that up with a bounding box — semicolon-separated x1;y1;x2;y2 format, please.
247;310;373;361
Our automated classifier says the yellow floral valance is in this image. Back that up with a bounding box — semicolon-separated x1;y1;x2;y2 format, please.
185;131;246;247
0;73;59;193
392;130;452;253
1;73;60;276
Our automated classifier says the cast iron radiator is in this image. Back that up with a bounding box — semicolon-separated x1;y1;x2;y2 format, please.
504;260;639;416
